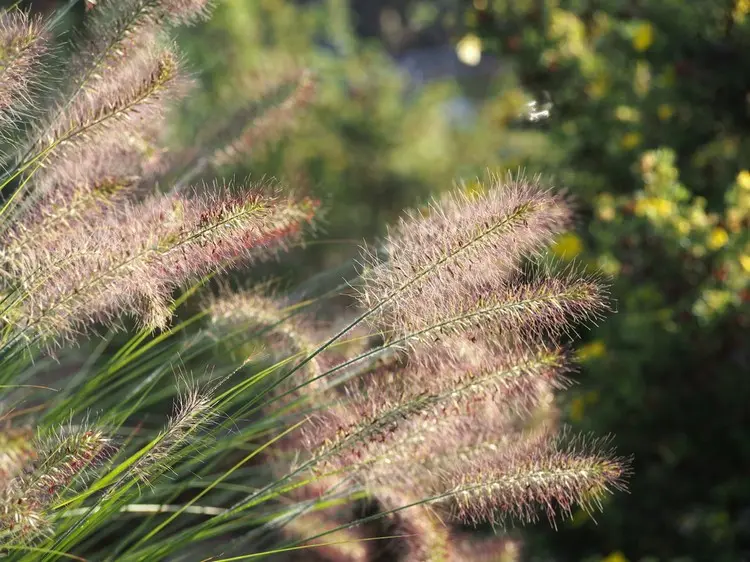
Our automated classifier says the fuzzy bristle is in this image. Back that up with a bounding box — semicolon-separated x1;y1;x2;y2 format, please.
305;344;567;478
358;174;573;335
0;426;112;541
0;10;46;124
134;384;216;482
438;432;630;526
0;184;318;342
27;42;188;204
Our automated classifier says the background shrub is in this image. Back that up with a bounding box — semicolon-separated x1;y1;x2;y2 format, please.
462;2;750;560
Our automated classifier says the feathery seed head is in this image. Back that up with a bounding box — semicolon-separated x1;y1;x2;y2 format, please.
0;425;112;541
135;384;216;482
31;43;188;190
5;39;190;235
1;184;318;342
86;0;212;39
306;343;570;481
362;417;556;499
0;10;46;122
365;260;607;351
438;432;629;526
358;174;573;335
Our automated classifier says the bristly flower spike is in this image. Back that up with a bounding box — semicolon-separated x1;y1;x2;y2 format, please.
0;183;318;342
357;173;573;334
434;432;630;527
287;174;629;556
0;9;46;126
24;42;189;213
134;382;217;483
0;425;112;541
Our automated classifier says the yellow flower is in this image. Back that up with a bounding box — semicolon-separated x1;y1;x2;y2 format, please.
707;227;729;251
456;34;482;66
734;0;750;22
739;254;750;273
577;340;606;361
602;552;629;562
634;60;652;96
654;198;674;217
598;205;616;222
635;196;674;218
674;217;691;236
587;75;610;99
548;9;587;58
737;170;750;191
621;132;642;150
615;105;639;122
632;22;654;52
658;104;674;120
694;289;733;316
569;396;585;422
551;232;584;259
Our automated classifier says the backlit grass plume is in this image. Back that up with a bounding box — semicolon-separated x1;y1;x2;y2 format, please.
194;176;627;561
357;176;576;341
1;185;317;342
0;2;627;560
0;425;112;542
0;10;45;126
266;176;628;560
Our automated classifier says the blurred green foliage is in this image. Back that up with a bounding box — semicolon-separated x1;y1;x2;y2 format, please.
464;1;750;561
173;0;550;278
